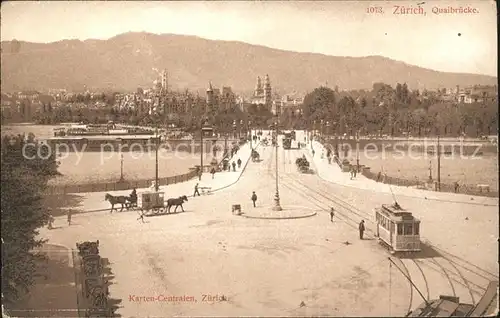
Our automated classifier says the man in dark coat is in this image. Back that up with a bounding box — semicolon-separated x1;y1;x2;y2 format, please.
193;183;201;196
237;158;242;168
330;208;335;222
232;161;236;171
359;220;365;239
251;191;257;207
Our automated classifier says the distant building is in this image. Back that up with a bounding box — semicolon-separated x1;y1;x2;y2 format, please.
206;82;236;113
456;85;497;104
272;94;304;116
251;75;272;111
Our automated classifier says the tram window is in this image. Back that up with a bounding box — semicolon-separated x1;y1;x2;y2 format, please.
397;224;403;235
404;223;413;235
414;223;419;235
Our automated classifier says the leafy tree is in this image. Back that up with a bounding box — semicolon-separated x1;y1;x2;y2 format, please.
1;134;60;304
301;86;336;123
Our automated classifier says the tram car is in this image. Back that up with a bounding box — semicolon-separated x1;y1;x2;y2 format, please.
374;202;421;253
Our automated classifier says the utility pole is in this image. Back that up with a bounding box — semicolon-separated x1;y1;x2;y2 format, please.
273;118;282;211
155;127;159;192
437;134;441;191
120;153;124;182
199;119;204;181
388;257;430;311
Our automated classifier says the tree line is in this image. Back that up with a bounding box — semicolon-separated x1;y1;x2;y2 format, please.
294;83;497;137
1;133;60;304
10;82;498;137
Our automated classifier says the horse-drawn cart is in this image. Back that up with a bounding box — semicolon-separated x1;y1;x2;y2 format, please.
141;191;166;215
295;156;310;173
136;192;189;221
251;149;260;162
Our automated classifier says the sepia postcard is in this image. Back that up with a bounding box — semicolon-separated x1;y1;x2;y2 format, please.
1;1;498;317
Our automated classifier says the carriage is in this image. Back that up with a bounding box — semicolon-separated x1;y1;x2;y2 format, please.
141;191;166;214
375;203;421;253
295;156;310;173
251;149;260;162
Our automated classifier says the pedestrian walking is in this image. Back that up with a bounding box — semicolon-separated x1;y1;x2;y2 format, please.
237;158;242;168
232;161;236;172
359;220;365;239
210;167;216;179
376;171;381;182
48;214;54;230
251;191;257;207
330;208;335;222
454;181;459;193
353;168;357;178
193;183;201;197
67;209;72;226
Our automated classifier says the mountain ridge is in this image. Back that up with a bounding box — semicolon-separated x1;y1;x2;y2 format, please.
1;32;496;94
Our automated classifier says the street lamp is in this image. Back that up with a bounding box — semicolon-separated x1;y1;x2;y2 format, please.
239;119;243;139
199;118;209;181
437;132;441;191
273;119;282;211
155;127;159;192
356;129;360;172
320;119;324;139
313;120;317;141
333;121;339;158
119;153;124;182
232;120;237;139
248;120;253;149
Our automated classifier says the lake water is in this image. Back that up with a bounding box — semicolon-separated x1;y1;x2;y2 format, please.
3;125;498;190
1;124;228;186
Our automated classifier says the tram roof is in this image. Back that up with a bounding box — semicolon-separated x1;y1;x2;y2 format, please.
377;204;420;223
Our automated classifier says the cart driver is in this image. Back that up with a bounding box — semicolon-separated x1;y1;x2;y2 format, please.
130;188;137;203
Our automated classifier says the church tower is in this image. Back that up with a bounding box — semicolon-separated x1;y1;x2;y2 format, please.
255;76;264;96
206;82;214;113
264;74;272;106
161;69;168;94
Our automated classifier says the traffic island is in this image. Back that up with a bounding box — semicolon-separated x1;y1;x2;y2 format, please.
239;205;317;220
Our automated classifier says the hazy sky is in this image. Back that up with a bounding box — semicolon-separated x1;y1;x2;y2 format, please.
1;0;497;76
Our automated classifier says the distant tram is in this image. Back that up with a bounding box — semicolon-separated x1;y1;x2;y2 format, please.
375;203;421;253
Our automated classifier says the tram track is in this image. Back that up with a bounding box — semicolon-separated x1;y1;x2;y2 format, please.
395;257;416;315
410;259;430;301
264;144;496;313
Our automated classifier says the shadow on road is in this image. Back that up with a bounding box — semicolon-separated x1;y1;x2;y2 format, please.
43;194;84;217
395;242;441;259
4;244;80;317
101;257;122;317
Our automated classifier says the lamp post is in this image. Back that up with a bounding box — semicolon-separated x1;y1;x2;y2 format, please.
224;131;228;158
155;127;159;191
437;133;441;191
428;159;432;182
199;118;207;181
320;119;324;140
119;153;124;182
333;121;339;158
356;129;360;172
273;120;282;211
249;120;252;149
239;119;243;139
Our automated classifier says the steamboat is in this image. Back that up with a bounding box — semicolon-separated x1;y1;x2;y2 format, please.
46;122;161;152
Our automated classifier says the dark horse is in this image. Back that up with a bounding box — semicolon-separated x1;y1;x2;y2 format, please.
105;193;129;212
166;195;188;213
